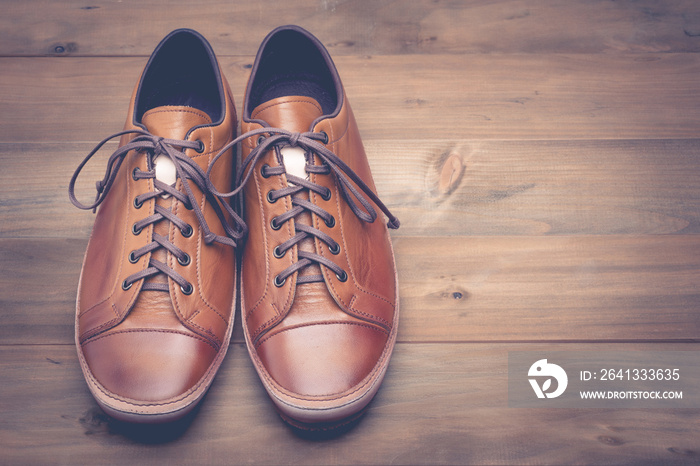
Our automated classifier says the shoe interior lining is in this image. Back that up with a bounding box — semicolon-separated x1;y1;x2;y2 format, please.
136;32;222;124
249;29;337;116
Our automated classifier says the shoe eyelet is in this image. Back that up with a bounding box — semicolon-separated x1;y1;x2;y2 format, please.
122;280;133;291
184;201;194;211
132;224;142;236
273;246;285;258
266;190;277;204
180;283;193;295
132;167;140;181
274;275;286;287
270;217;282;231
329;243;340;255
319;131;329;144
320;188;332;201
194;140;205;153
257;135;265;146
325;216;335;228
261;164;271;178
181;225;193;238
178;253;191;266
336;270;348;282
133;197;143;209
128;251;139;263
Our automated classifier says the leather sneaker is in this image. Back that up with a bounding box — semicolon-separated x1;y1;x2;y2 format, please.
69;29;244;423
209;25;400;429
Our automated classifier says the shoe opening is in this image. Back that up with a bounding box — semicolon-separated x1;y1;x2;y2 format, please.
135;30;223;124
248;28;338;116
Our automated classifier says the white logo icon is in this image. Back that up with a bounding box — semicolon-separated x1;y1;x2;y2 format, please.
528;359;568;399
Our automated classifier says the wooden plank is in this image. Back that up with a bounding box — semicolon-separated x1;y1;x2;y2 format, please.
4;139;700;238
1;343;698;464
2;53;700;142
2;0;700;56
3;235;700;345
369;138;700;236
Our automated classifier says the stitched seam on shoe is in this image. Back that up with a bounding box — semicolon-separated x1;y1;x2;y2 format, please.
82;327;218;350
169;228;224;347
169;177;227;339
318;121;394;326
251;98;323;120
255;319;388;348
246;161;294;339
243;166;270;315
79;301;121;342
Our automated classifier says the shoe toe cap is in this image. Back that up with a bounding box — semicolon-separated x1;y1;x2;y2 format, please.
256;321;389;398
81;329;218;403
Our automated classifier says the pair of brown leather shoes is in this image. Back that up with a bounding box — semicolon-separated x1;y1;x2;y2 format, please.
70;26;399;429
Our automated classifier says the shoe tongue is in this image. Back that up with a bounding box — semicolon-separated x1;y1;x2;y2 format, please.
140;105;212;195
141;105;212;141
250;96;324;133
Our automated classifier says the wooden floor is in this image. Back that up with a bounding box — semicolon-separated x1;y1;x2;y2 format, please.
2;1;700;464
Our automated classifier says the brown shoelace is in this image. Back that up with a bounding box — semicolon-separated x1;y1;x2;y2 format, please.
207;128;399;286
69;129;246;294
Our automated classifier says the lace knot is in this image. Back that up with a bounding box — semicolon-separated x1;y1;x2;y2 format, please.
203;232;216;245
287;132;301;148
152;136;167;155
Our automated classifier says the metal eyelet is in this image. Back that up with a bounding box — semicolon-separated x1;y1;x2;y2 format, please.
122;280;133;291
180;283;193;295
270;217;282;231
133;197;143;209
128;251;139;263
274;275;286;287
273;246;285;258
132;224;142;236
132;167;140;181
178;253;191;266
261;164;271;178
329;243;340;255
336;270;348;282
181;225;193;238
325;216;335;228
267;190;277;203
184;201;194;211
257;135;265;146
320;188;332;201
319;131;329;144
195;140;205;153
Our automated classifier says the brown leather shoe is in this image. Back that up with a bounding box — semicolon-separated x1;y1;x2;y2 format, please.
210;25;400;429
68;29;244;423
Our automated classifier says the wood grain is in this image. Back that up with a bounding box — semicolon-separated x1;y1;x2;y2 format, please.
1;343;698;465
3;235;699;345
2;2;700;464
2;0;700;56
2;53;700;142
4;139;700;238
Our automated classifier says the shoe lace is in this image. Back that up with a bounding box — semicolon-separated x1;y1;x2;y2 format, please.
207;127;399;286
69;129;247;293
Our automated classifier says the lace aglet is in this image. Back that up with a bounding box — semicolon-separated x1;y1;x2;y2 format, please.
387;217;400;229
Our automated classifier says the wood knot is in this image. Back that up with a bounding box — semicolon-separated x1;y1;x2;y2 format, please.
50;42;78;55
668;447;697;457
438;151;465;195
597;435;624;446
